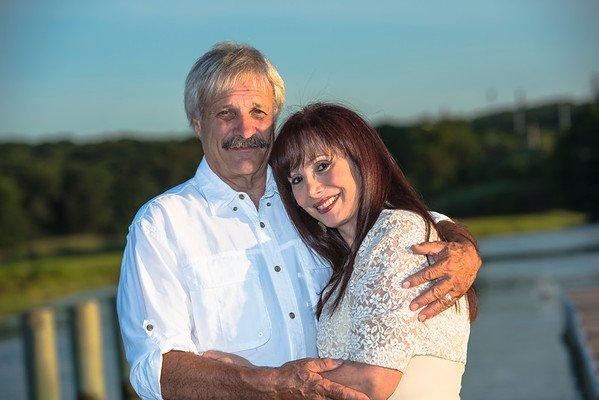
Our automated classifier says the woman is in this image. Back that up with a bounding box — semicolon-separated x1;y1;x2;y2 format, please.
270;103;477;400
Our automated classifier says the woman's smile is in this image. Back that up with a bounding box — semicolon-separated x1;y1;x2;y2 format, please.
290;155;361;244
314;194;340;213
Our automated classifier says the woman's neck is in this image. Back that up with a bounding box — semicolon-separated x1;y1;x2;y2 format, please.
338;224;356;248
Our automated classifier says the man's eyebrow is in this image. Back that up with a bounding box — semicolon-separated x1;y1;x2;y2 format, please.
208;103;233;113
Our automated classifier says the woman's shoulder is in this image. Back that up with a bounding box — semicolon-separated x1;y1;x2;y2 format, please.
379;208;427;225
357;209;436;264
357;209;440;263
373;209;435;240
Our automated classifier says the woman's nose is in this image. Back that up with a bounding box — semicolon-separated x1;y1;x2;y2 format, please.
306;176;323;198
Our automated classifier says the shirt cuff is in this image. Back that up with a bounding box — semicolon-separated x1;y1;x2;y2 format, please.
129;331;199;400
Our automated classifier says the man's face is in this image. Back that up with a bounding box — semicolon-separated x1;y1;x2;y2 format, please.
195;74;275;184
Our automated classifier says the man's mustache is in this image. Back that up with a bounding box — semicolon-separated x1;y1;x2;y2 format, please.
222;135;271;150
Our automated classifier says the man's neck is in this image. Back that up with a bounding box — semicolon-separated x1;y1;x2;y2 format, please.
227;176;266;208
217;168;268;209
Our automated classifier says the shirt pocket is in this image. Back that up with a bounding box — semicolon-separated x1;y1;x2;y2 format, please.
184;253;271;353
297;245;332;311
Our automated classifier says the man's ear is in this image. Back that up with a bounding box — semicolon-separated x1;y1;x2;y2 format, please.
192;118;202;141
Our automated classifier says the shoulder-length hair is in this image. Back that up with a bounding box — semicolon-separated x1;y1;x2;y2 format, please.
270;102;477;321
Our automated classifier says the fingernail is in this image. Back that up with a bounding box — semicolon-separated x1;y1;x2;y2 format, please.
418;314;427;322
333;359;343;366
402;281;410;288
410;303;419;311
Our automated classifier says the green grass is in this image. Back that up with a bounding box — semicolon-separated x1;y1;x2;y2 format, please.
0;209;588;318
0;251;122;317
460;209;587;238
0;233;122;262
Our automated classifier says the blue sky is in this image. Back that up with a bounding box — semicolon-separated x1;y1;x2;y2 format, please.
1;0;598;140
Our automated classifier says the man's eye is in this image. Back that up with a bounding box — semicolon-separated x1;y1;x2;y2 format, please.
316;161;331;172
290;176;303;185
251;109;266;117
217;110;234;119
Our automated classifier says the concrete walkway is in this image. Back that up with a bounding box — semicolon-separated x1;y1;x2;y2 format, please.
461;225;599;399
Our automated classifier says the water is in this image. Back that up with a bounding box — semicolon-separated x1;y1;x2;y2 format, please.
1;224;598;399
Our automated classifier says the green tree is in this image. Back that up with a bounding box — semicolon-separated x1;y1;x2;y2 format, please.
555;102;599;220
0;176;30;246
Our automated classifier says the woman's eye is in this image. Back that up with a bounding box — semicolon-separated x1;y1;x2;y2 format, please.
316;161;331;172
290;176;303;185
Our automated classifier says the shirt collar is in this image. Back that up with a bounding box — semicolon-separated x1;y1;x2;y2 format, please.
194;157;278;213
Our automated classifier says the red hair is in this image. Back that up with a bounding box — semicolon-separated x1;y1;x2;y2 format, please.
270;103;477;321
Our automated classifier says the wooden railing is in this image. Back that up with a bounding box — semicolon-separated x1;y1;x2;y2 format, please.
6;289;138;400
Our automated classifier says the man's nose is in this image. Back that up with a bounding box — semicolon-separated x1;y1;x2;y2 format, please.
238;115;255;138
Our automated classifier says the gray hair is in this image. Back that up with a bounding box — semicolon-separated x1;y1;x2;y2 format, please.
184;42;285;126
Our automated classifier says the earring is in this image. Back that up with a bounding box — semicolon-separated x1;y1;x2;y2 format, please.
318;221;327;233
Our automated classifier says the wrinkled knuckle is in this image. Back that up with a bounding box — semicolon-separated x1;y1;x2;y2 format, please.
413;293;425;304
437;303;450;313
434;300;448;310
299;370;312;382
424;269;435;281
431;285;443;300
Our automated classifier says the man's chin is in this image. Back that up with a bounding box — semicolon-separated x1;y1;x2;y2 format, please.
228;162;267;177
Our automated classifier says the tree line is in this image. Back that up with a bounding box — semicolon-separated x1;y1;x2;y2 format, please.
0;100;597;249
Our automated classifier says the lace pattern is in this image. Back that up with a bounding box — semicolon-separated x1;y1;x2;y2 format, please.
317;209;470;372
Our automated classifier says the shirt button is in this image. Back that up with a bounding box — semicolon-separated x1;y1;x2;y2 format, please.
266;202;271;207
258;331;263;337
289;312;296;319
146;324;154;331
260;222;266;228
239;194;245;200
274;265;281;272
233;206;238;211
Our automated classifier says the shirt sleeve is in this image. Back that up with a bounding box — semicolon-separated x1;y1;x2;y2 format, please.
116;218;198;400
347;211;432;372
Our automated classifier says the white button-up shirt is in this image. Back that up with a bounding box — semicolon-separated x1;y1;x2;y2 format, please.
116;158;332;399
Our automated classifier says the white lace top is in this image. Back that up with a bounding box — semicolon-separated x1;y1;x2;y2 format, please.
317;209;470;376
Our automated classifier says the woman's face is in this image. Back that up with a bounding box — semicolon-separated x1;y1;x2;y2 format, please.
289;153;361;245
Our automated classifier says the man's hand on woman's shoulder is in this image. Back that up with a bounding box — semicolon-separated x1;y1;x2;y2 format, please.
402;220;481;321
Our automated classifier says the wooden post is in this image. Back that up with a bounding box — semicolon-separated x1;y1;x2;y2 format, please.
72;299;106;400
22;308;61;400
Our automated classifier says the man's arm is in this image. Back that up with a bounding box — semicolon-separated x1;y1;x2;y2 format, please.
119;217;368;400
403;220;482;321
161;350;370;400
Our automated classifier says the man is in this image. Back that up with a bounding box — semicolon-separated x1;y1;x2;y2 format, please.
117;42;481;400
